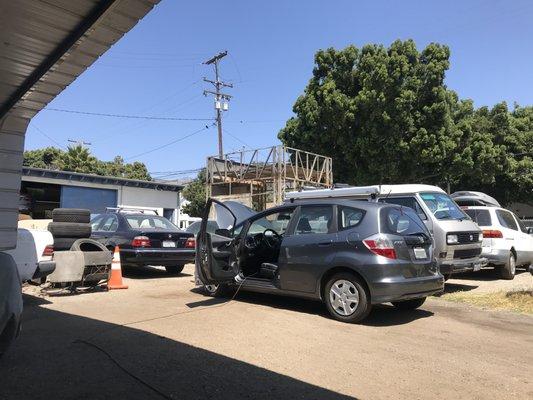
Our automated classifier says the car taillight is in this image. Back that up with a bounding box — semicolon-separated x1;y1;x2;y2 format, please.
482;229;503;239
42;244;54;257
363;234;397;259
185;237;196;248
132;236;151;247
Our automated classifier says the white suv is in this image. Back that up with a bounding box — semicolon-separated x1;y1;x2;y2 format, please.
463;206;533;279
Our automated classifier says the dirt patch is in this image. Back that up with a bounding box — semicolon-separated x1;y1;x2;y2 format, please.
442;289;533;314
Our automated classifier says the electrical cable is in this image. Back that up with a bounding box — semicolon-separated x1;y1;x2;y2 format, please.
30;124;67;149
44;107;213;121
124;124;214;160
72;272;257;399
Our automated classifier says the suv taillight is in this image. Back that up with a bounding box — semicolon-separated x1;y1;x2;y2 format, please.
363;234;397;259
482;229;503;239
132;236;151;247
185;237;196;248
42;244;54;258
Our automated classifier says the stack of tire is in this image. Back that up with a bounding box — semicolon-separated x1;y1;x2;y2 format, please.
48;208;92;250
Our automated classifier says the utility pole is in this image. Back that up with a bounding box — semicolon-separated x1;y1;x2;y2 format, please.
203;50;232;158
67;139;91;149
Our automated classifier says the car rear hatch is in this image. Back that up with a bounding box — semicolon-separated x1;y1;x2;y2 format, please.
375;206;436;277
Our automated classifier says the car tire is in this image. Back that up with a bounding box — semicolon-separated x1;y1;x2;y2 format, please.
0;317;18;359
324;273;371;323
165;265;185;275
52;208;90;223
392;297;426;310
48;222;91;239
53;237;79;251
500;252;516;280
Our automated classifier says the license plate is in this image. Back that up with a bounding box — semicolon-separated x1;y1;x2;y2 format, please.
413;247;427;259
162;240;176;248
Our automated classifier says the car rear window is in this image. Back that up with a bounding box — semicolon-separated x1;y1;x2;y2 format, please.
496;210;518;231
125;215;178;230
338;206;366;230
464;209;492;226
381;207;429;236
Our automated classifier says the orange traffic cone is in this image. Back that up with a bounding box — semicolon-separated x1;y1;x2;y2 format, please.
108;245;128;290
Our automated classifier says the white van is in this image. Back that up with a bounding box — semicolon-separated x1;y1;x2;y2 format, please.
286;184;485;279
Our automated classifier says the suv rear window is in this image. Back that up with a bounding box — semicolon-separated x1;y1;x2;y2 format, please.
381;207;429;236
464;209;492;226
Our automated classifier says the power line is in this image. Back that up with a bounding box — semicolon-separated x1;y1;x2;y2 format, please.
223;128;251;148
125;124;213;161
44;108;214;121
31;124;67;149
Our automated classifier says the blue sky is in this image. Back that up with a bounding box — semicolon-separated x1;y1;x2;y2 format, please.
29;0;533;178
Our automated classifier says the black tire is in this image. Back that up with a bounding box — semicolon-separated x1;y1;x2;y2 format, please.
48;222;91;239
500;252;516;280
165;265;185;275
324;273;371;323
0;317;18;359
52;208;90;223
70;238;108;252
392;297;426;310
53;237;79;251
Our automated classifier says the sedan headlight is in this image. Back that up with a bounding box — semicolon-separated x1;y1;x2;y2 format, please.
447;234;458;244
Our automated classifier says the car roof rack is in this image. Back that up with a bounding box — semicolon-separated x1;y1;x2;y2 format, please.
106;207;159;215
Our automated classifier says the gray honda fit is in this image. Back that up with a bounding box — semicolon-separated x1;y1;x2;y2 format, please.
197;199;444;323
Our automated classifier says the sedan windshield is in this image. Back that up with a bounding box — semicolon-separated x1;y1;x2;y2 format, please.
125;215;178;230
420;193;467;220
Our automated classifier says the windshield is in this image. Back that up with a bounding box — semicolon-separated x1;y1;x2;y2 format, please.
419;193;467;221
125;215;178;230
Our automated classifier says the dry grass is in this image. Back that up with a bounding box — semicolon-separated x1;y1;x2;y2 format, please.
441;289;533;314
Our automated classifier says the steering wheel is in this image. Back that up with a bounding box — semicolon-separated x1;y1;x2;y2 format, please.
244;234;261;250
262;229;282;249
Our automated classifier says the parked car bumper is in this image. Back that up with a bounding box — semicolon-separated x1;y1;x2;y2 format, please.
370;274;444;304
120;248;195;267
32;260;56;279
481;247;508;266
438;257;486;275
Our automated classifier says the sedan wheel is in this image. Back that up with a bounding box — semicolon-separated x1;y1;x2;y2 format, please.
325;273;371;323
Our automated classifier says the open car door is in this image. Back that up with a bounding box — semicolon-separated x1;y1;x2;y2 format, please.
196;199;239;284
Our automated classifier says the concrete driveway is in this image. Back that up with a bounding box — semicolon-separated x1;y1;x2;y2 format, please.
1;264;532;400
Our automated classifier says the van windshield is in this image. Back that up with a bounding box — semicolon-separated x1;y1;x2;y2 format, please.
420;193;467;221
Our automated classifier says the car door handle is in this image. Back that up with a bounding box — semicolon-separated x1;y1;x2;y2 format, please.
318;242;332;247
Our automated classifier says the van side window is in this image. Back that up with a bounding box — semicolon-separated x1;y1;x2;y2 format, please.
496;210;518;231
379;197;427;220
338;206;366;230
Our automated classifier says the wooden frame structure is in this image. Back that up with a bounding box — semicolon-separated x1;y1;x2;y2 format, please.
206;146;333;210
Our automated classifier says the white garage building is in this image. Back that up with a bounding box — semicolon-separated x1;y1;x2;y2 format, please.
21;167;184;224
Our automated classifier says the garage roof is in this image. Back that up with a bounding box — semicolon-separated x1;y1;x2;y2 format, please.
0;0;160;120
23;166;183;192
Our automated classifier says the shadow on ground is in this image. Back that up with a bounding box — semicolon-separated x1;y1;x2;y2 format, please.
123;265;192;280
0;294;356;400
188;288;433;327
451;268;528;282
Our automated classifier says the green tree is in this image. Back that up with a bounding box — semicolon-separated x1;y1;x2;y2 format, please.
23;147;63;169
278;40;531;204
23;146;152;181
182;169;206;217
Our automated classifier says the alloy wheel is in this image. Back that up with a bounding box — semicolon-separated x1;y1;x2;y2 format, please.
329;279;360;316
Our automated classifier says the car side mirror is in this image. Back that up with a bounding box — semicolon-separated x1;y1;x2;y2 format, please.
527;227;533;234
215;228;232;238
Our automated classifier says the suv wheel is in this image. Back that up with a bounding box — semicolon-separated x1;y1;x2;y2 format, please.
500;252;516;280
392;297;426;310
324;273;371;323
